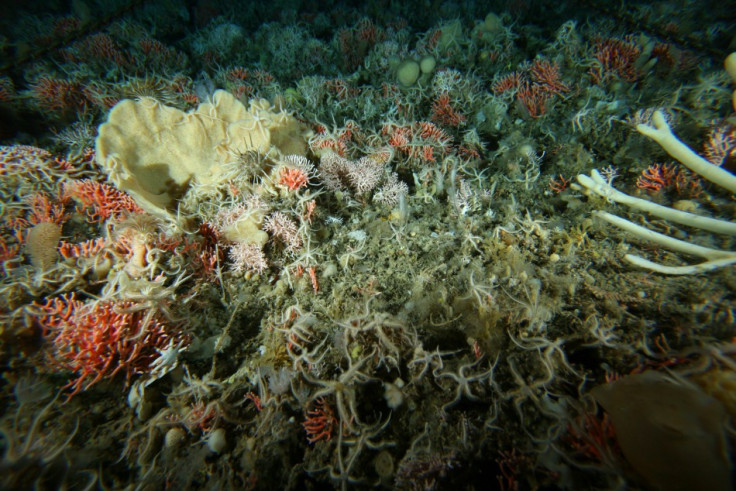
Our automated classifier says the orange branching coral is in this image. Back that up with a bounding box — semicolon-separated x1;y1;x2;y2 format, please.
517;81;549;118
278;165;310;191
431;92;466;127
278;167;309;191
35;294;186;397
58;237;108;260
64;179;143;222
703;126;736;168
636;163;703;197
25;192;68;226
302;397;337;443
530;59;570;95
30;76;89;117
382;121;452;163
0;239;20;270
492;71;522;94
636;163;678;192
6;192;68;252
590;37;641;84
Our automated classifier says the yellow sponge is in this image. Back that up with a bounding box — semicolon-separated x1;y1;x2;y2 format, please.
96;90;309;218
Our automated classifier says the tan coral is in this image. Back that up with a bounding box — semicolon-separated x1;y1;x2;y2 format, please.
95;90;310;218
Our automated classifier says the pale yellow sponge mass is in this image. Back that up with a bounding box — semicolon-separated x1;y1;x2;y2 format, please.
95;90;310;218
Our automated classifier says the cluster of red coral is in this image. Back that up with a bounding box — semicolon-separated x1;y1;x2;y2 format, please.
35;294;186;398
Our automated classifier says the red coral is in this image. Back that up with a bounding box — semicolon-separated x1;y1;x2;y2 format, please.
517;82;549;118
7;192;69;245
590;37;641;84
564;412;620;463
636;163;677;192
337;19;384;71
324;79;360;100
58;238;108;260
492;72;522;95
302;397;337;443
64;180;143;222
0;239;20;271
530;60;570;95
26;192;69;226
416;121;452;145
382;122;452;162
703;126;736;168
548;174;570;194
30;77;89;117
431;92;466;127
79;33;132;67
35;294;186;397
278;167;310;191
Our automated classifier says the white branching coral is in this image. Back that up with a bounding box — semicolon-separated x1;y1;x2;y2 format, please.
319;152;383;194
263;211;302;252
574;52;736;274
318;151;408;207
574;168;736;274
373;172;408;207
229;242;268;274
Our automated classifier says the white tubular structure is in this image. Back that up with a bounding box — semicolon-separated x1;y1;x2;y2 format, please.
575;170;736;274
573;52;736;275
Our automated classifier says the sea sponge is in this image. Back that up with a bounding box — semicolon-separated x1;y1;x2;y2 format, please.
437;20;463;53
221;209;268;246
26;222;61;270
396;60;420;87
95;90;310;218
591;371;732;491
483;13;503;33
419;55;436;75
